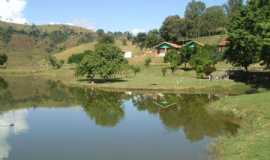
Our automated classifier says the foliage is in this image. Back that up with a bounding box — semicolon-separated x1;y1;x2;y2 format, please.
47;55;64;69
164;49;181;73
144;57;152;67
133;32;147;49
98;34;115;44
68;50;93;64
130;65;141;76
161;67;167;77
160;16;187;42
180;46;196;68
144;29;162;48
224;0;243;17
190;46;217;78
76;43;127;81
0;54;8;65
225;0;270;70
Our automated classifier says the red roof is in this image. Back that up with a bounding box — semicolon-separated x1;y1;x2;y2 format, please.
219;38;230;47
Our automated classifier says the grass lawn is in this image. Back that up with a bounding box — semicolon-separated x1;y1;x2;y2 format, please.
210;92;270;160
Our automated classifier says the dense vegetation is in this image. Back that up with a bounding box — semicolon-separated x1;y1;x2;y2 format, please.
76;43;128;81
225;0;270;70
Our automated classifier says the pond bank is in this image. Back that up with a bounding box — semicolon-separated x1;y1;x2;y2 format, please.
1;67;269;160
210;92;270;160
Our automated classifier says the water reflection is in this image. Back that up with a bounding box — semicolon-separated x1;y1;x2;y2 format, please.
0;110;28;159
132;94;239;141
0;76;240;160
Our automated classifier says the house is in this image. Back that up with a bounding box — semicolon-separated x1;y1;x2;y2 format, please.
154;42;181;57
182;40;205;49
218;38;230;52
124;51;133;59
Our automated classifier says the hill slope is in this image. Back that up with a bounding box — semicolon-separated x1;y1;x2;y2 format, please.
55;40;142;62
0;21;97;69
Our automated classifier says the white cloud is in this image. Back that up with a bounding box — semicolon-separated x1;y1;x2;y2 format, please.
0;109;29;159
0;0;28;24
130;28;147;35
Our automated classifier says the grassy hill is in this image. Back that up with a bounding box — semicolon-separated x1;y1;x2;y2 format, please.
55;39;142;62
0;20;97;69
55;35;225;62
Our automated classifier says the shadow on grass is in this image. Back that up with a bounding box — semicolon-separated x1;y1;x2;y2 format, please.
78;78;127;84
228;70;270;90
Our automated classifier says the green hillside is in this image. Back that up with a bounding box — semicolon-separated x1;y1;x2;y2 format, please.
0;20;97;69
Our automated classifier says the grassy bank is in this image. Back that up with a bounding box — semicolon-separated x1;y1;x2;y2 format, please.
0;62;250;95
210;92;270;160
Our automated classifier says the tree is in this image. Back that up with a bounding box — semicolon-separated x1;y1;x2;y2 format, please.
185;0;206;20
224;2;262;71
201;6;227;35
68;50;93;64
164;49;182;73
185;0;206;37
160;15;187;42
224;0;243;17
180;47;196;69
144;29;162;48
144;57;152;67
76;43;127;81
96;29;105;37
0;54;8;66
190;46;217;79
47;55;64;69
130;65;141;76
133;32;147;49
98;34;115;44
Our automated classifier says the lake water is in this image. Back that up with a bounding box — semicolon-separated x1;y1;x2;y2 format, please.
0;76;239;160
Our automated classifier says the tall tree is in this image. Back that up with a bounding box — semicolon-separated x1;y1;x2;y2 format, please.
184;0;206;37
160;15;187;42
201;6;227;35
224;0;243;17
145;29;162;48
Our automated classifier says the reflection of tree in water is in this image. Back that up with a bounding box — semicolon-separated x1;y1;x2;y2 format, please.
0;77;14;108
132;93;239;142
74;89;125;127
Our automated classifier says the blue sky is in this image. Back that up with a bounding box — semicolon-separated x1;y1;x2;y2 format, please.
1;0;227;32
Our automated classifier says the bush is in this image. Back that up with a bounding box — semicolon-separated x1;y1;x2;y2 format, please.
130;65;141;76
190;46;217;79
161;67;167;77
68;50;93;64
0;54;8;65
144;57;152;67
76;43;127;81
48;55;63;69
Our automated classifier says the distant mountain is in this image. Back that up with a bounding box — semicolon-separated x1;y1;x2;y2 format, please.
0;20;97;69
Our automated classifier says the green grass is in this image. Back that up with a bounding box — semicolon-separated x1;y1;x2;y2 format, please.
210;92;270;160
55;39;142;61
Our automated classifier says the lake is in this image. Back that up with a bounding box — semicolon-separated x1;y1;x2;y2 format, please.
0;76;239;160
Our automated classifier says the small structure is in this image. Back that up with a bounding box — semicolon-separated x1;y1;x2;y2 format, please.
124;51;133;59
218;38;230;52
154;42;181;57
182;40;205;49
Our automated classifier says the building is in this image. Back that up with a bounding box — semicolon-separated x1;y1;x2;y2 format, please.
182;40;205;49
154;42;181;57
218;38;230;52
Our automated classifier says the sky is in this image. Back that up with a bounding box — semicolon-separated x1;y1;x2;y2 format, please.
0;0;227;33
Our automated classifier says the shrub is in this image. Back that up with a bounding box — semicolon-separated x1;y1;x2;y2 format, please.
68;50;93;64
144;57;152;67
130;65;141;76
76;43;127;81
190;46;217;79
161;67;167;77
0;54;8;65
47;55;63;69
